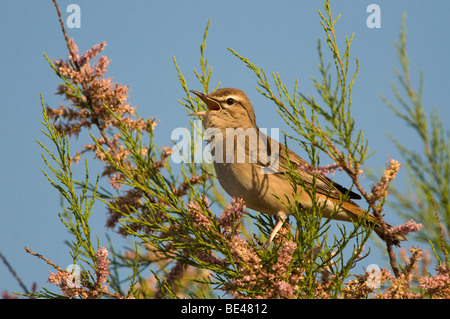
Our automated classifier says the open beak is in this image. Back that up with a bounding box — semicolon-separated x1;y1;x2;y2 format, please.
188;90;221;116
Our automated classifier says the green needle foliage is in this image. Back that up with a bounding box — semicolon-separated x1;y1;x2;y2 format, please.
382;14;450;264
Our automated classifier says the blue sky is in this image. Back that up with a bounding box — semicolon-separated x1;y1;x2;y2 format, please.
1;1;449;295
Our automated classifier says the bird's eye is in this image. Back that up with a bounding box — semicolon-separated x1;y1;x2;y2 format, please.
226;98;235;105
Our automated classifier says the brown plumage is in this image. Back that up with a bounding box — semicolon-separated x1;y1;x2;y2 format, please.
189;88;406;247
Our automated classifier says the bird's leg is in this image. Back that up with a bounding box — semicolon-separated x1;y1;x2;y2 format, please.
263;211;287;249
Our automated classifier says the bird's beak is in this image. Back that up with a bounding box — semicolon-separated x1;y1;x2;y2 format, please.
188;90;221;116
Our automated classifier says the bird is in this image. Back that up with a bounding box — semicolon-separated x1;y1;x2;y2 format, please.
188;88;405;248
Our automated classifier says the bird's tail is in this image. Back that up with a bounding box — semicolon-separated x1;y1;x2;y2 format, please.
331;199;407;246
373;222;407;247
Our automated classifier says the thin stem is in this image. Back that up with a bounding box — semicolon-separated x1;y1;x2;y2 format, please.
0;251;30;295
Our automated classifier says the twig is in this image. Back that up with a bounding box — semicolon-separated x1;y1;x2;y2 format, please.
52;0;79;69
314;108;401;277
51;0;125;161
431;197;449;266
25;246;64;272
0;250;29;295
372;209;400;277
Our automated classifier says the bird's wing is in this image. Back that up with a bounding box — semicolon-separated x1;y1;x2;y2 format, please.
258;132;361;201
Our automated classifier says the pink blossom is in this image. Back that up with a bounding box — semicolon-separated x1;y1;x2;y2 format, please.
218;197;247;236
371;157;402;201
95;247;110;286
48;271;70;285
196;250;228;267
187;201;211;228
47;270;83;298
273;241;297;275
388;219;423;237
298;162;342;176
109;173;123;190
276;281;293;298
419;264;450;296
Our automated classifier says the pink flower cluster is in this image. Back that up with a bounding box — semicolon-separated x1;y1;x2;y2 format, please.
224;236;301;299
183;197;304;298
46;247;112;298
186;196;248;239
419;264;450;298
95;247;111;287
47;270;84;298
187;197;212;228
298;162;343;176
50;39;155;137
218;197;247;236
370;157;403;201
388;219;424;238
47;38;159;190
343;247;450;299
188;197;248;268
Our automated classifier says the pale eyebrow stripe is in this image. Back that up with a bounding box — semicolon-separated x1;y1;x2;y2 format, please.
217;94;240;102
